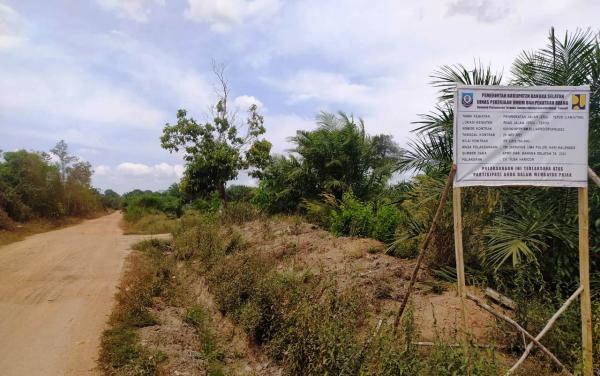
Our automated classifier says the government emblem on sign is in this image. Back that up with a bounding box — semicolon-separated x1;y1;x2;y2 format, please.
572;94;586;110
461;92;474;108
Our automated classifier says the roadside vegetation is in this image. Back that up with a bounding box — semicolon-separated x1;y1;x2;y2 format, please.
106;28;600;375
0;140;119;244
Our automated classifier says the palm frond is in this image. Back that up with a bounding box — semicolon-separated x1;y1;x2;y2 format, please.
431;62;503;102
396;133;452;173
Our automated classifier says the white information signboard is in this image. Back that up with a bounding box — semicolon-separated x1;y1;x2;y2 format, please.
454;85;590;187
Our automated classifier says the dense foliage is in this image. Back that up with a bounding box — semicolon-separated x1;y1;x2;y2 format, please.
161;68;271;203
0;141;103;229
397;28;600;290
255;112;399;214
121;186;183;222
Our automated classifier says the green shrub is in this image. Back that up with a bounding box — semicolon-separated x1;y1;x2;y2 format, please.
330;192;373;237
221;201;260;225
422;344;499;376
172;217;223;262
302;193;338;228
206;251;272;315
364;327;420;376
371;203;402;243
189;192;220;214
225;185;256;202
125;213;179;235
267;283;366;375
0;208;15;230
123;192;182;222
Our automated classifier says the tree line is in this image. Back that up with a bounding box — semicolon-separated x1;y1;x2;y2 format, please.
0;140;108;230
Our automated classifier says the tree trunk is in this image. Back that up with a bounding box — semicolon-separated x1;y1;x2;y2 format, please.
218;183;227;207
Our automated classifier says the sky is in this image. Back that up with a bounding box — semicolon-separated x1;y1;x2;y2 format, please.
0;0;598;193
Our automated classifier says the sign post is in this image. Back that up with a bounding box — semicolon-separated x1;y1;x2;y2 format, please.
453;85;592;375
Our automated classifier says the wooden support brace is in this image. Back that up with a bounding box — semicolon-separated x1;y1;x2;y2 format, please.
393;165;457;331
506;286;582;375
588;166;600;188
466;293;571;375
412;341;505;349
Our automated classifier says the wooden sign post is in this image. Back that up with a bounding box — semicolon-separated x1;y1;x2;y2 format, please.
452;186;468;341
452;85;593;375
578;187;593;374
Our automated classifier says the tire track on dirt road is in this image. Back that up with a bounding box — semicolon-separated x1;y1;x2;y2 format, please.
0;212;165;375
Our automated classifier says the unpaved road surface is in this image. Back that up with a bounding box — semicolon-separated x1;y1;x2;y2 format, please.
0;212;157;376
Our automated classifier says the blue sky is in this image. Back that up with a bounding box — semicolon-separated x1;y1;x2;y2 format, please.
0;0;598;193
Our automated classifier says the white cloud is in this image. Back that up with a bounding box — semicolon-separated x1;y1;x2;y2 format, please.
116;162;152;176
184;0;282;32
0;65;166;128
0;3;26;49
267;70;373;107
115;162;184;178
264;114;314;154
99;30;213;116
233;95;263;111
446;0;512;23
95;165;112;176
93;162;184;192
96;0;165;22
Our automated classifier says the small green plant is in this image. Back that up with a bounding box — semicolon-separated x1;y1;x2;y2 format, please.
371;203;402;243
330;192;373;237
184;305;208;327
224;230;248;254
374;281;393;299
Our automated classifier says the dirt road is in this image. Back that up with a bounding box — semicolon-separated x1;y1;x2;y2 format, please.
0;212;154;375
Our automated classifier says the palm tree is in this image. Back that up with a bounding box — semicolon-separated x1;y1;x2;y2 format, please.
396;63;503;174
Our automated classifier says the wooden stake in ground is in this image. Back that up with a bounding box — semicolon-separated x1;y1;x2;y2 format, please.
506;286;583;375
393;166;456;331
578;187;593;376
466;293;571;375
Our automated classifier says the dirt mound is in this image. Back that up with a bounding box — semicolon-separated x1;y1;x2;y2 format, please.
239;217;500;344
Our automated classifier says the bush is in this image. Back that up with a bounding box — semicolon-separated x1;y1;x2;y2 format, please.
329;192;402;243
330;192;373;237
123;192;182;222
206;250;272;316
189;192;220;214
371;202;402;243
125;213;179;235
225;185;256;202
100;240;175;374
0;208;15;230
172;217;223;262
221;201;260;225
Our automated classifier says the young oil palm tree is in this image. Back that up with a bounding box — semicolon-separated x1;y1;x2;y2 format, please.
396;62;503;174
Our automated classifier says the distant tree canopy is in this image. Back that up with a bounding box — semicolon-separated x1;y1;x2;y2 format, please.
161;67;271;203
121;186;183;222
0;140;103;229
254;112;399;213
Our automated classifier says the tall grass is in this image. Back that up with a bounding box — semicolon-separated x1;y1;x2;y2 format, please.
99;239;174;375
168;210;502;375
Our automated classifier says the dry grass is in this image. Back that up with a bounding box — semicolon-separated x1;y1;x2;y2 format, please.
0;216;86;247
121;213;179;235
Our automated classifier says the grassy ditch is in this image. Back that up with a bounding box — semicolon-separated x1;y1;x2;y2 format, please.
121;213;179;235
99;239;174;375
168;208;502;375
